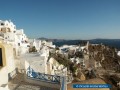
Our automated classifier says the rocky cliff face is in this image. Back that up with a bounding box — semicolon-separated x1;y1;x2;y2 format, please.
88;44;120;71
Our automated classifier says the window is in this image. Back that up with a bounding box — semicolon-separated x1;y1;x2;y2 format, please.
18;43;20;46
0;48;3;66
52;66;54;69
1;23;4;26
27;45;30;47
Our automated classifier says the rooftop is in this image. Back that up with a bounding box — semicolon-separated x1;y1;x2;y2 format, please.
20;53;46;73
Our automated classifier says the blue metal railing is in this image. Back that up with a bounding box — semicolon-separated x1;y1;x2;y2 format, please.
27;66;60;84
27;66;67;90
61;77;66;90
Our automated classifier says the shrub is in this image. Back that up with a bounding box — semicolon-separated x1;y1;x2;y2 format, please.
29;46;37;52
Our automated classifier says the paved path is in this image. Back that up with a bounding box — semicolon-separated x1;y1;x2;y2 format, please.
8;73;59;90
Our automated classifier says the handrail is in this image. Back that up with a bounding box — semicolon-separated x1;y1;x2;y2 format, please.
27;67;61;84
26;66;68;90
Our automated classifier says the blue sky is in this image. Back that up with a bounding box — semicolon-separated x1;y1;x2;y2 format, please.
0;0;120;39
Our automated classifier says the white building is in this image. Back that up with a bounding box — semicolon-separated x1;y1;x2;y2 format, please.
0;20;16;43
0;20;29;56
118;51;120;56
15;29;29;55
0;43;16;90
29;39;55;52
29;39;42;51
22;53;48;74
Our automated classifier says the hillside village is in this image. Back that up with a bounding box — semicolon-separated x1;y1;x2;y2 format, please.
0;20;120;90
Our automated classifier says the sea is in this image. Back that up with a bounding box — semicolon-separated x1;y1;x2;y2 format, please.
53;39;120;50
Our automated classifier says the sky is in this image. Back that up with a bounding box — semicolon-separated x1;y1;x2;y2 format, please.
0;0;120;40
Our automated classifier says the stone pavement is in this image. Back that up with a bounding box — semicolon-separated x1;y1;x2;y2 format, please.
8;73;59;90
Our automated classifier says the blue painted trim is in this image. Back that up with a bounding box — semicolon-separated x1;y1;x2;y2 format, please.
27;66;61;84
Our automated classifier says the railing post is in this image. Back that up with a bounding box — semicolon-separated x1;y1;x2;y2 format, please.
61;76;67;90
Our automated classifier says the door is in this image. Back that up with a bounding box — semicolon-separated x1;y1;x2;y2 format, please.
0;48;3;66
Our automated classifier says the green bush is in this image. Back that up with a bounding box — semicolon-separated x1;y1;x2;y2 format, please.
29;46;37;52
